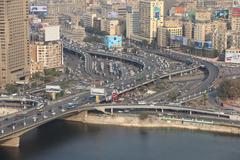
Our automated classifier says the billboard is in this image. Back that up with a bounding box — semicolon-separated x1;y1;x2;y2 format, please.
30;6;47;12
46;85;62;93
233;0;240;7
225;52;240;63
204;41;212;49
214;9;229;19
104;36;122;49
154;7;161;20
44;25;60;42
195;41;203;48
182;37;188;46
90;88;106;96
175;7;185;14
232;7;240;17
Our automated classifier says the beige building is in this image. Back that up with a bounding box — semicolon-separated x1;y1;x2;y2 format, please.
101;19;120;36
232;11;240;32
30;42;63;74
232;33;240;49
157;26;182;48
193;23;212;44
0;0;30;88
127;0;140;9
212;21;228;53
139;0;164;43
183;21;193;41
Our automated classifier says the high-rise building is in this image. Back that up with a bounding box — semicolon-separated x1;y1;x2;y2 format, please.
183;21;193;41
126;6;140;39
193;22;212;47
139;0;164;43
157;25;182;47
101;18;120;35
212;21;228;53
232;7;240;32
0;0;30;88
84;13;97;28
30;41;63;74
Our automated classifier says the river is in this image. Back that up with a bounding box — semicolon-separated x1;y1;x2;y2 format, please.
0;120;240;160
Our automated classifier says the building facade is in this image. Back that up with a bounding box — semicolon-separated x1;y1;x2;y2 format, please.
0;0;30;88
30;41;63;74
139;0;164;43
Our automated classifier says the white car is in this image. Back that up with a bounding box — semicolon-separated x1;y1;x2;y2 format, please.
33;116;37;122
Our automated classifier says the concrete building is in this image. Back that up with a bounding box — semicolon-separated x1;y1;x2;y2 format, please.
157;26;182;48
101;18;119;36
231;8;240;32
126;6;140;39
84;13;97;28
183;21;193;41
30;41;63;74
232;33;240;49
0;0;30;88
193;22;212;47
212;21;228;53
138;0;164;43
127;0;140;9
93;17;102;30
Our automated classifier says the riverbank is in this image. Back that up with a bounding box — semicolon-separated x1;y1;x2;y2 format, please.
65;113;240;135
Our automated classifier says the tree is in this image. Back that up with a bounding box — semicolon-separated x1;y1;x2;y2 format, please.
139;113;149;120
168;90;179;101
131;48;137;54
203;93;208;106
5;84;18;94
217;79;240;100
142;40;149;47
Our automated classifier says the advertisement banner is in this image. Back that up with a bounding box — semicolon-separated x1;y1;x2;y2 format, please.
90;88;106;96
154;7;160;20
30;6;48;12
225;52;240;63
233;0;240;7
214;9;229;19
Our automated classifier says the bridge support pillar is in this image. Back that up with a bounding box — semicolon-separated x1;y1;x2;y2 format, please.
111;108;113;115
180;72;183;76
168;75;172;80
161;109;164;113
190;111;192;115
0;137;20;148
49;92;57;101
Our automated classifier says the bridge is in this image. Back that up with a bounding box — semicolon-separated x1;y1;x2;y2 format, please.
0;42;222;147
63;41;212;102
0;96;240;148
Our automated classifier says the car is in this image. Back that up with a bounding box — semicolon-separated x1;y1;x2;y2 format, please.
61;109;65;112
33;116;37;122
52;112;56;116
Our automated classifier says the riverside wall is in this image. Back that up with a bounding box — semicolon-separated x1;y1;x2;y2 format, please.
65;112;240;135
